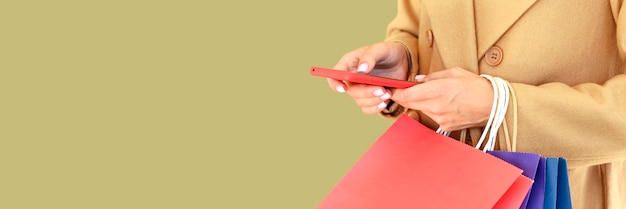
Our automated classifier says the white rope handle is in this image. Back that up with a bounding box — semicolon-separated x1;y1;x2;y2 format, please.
475;75;499;150
486;77;510;151
476;75;511;152
436;128;450;137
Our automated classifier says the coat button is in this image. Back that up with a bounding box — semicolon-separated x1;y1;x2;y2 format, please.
485;46;503;66
426;29;434;47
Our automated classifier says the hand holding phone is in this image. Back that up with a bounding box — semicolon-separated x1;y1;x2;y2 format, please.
309;66;417;89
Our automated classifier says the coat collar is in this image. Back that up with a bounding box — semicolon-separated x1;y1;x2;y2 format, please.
423;0;538;72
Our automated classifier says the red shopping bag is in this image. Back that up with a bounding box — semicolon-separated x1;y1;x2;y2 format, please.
493;175;534;209
317;114;529;209
488;151;541;208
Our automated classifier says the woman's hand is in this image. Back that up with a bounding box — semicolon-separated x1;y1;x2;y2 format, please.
391;67;495;131
327;42;409;114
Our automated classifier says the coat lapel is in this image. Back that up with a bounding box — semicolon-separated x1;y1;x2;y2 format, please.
422;0;479;73
474;0;538;60
422;0;538;71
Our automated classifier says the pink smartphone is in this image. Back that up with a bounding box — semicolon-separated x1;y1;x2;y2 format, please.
310;66;417;88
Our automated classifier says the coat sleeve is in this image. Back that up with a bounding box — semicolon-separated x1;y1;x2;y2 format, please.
501;1;626;169
380;0;421;118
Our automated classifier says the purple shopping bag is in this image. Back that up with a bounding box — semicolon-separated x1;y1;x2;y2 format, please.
527;157;547;209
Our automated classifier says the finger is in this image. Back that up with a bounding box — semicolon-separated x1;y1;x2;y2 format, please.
345;83;379;98
355;43;392;74
414;74;426;82
353;90;392;107
346;84;391;100
422;67;470;81
390;87;429;104
360;102;389;114
346;84;392;114
333;50;363;71
325;47;373;92
354;96;389;109
326;78;347;93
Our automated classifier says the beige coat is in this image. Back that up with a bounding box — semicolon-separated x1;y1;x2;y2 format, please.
382;0;626;208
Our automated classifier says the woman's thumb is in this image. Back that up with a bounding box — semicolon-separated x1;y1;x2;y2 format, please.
356;62;371;73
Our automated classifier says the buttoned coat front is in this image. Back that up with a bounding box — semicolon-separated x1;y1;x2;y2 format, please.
383;0;626;208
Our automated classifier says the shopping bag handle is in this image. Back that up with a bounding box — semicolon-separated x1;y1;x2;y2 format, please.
475;75;511;152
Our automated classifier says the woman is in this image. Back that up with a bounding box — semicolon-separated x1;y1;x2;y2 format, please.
327;0;626;208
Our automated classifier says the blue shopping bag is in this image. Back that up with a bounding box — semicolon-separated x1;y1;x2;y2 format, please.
556;158;573;209
543;157;573;209
544;158;559;209
487;154;572;209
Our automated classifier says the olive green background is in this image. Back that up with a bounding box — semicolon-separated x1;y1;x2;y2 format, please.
1;1;397;208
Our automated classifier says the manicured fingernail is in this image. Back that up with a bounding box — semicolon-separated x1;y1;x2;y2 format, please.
357;63;368;73
415;74;426;81
373;89;384;96
377;102;387;109
336;86;346;93
380;93;391;100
